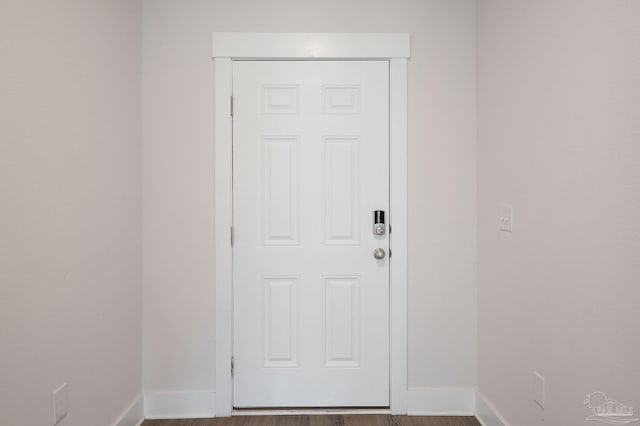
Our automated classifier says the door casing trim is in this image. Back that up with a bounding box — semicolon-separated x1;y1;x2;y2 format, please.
213;33;410;417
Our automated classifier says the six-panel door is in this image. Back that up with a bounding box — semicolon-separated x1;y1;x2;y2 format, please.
233;61;390;407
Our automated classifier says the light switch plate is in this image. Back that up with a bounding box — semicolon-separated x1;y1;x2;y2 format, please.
533;371;545;408
53;383;68;424
500;204;513;232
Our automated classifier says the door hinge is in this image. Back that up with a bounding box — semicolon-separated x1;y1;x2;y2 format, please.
230;95;234;116
389;248;392;258
231;356;235;376
230;226;234;247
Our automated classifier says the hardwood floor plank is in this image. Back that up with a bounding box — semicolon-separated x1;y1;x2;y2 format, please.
308;414;343;426
237;415;307;426
445;416;481;426
343;414;391;426
404;416;448;426
234;416;277;426
180;419;216;426
143;420;181;426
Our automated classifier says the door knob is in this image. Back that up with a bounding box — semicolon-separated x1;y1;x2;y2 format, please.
373;248;386;260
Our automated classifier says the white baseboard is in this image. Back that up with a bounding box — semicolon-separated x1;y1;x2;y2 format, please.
475;392;508;426
144;391;216;419
113;394;144;426
406;387;475;416
140;388;505;422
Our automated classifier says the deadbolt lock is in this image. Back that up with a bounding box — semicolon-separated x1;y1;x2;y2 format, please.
373;210;386;236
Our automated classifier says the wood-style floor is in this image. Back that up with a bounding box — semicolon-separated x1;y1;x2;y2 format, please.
143;415;480;426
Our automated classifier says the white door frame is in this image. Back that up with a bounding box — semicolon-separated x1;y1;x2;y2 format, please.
213;33;410;417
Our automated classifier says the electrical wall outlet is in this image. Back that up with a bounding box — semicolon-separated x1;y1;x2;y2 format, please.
499;204;513;232
533;371;545;408
53;383;69;424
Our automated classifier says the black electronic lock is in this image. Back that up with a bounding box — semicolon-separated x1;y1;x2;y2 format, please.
373;210;386;236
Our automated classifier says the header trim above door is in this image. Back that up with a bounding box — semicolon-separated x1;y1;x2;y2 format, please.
213;32;409;417
212;33;410;59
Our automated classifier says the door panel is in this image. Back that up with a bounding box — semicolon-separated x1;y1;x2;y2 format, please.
233;61;389;407
323;136;360;245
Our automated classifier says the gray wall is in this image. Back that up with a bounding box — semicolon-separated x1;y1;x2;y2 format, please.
478;1;640;424
0;1;142;425
142;0;477;400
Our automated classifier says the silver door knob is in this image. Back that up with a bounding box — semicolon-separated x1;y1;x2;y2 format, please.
373;248;386;260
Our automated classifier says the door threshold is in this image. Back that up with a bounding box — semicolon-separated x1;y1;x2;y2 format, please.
233;407;391;416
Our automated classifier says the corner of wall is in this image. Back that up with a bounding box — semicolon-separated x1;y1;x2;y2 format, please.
475;392;508;426
113;394;145;426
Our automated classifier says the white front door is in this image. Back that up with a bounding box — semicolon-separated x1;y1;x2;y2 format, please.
233;61;389;408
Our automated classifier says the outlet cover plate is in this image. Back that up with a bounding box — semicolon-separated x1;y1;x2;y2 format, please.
500;204;513;232
53;383;69;424
533;371;545;408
